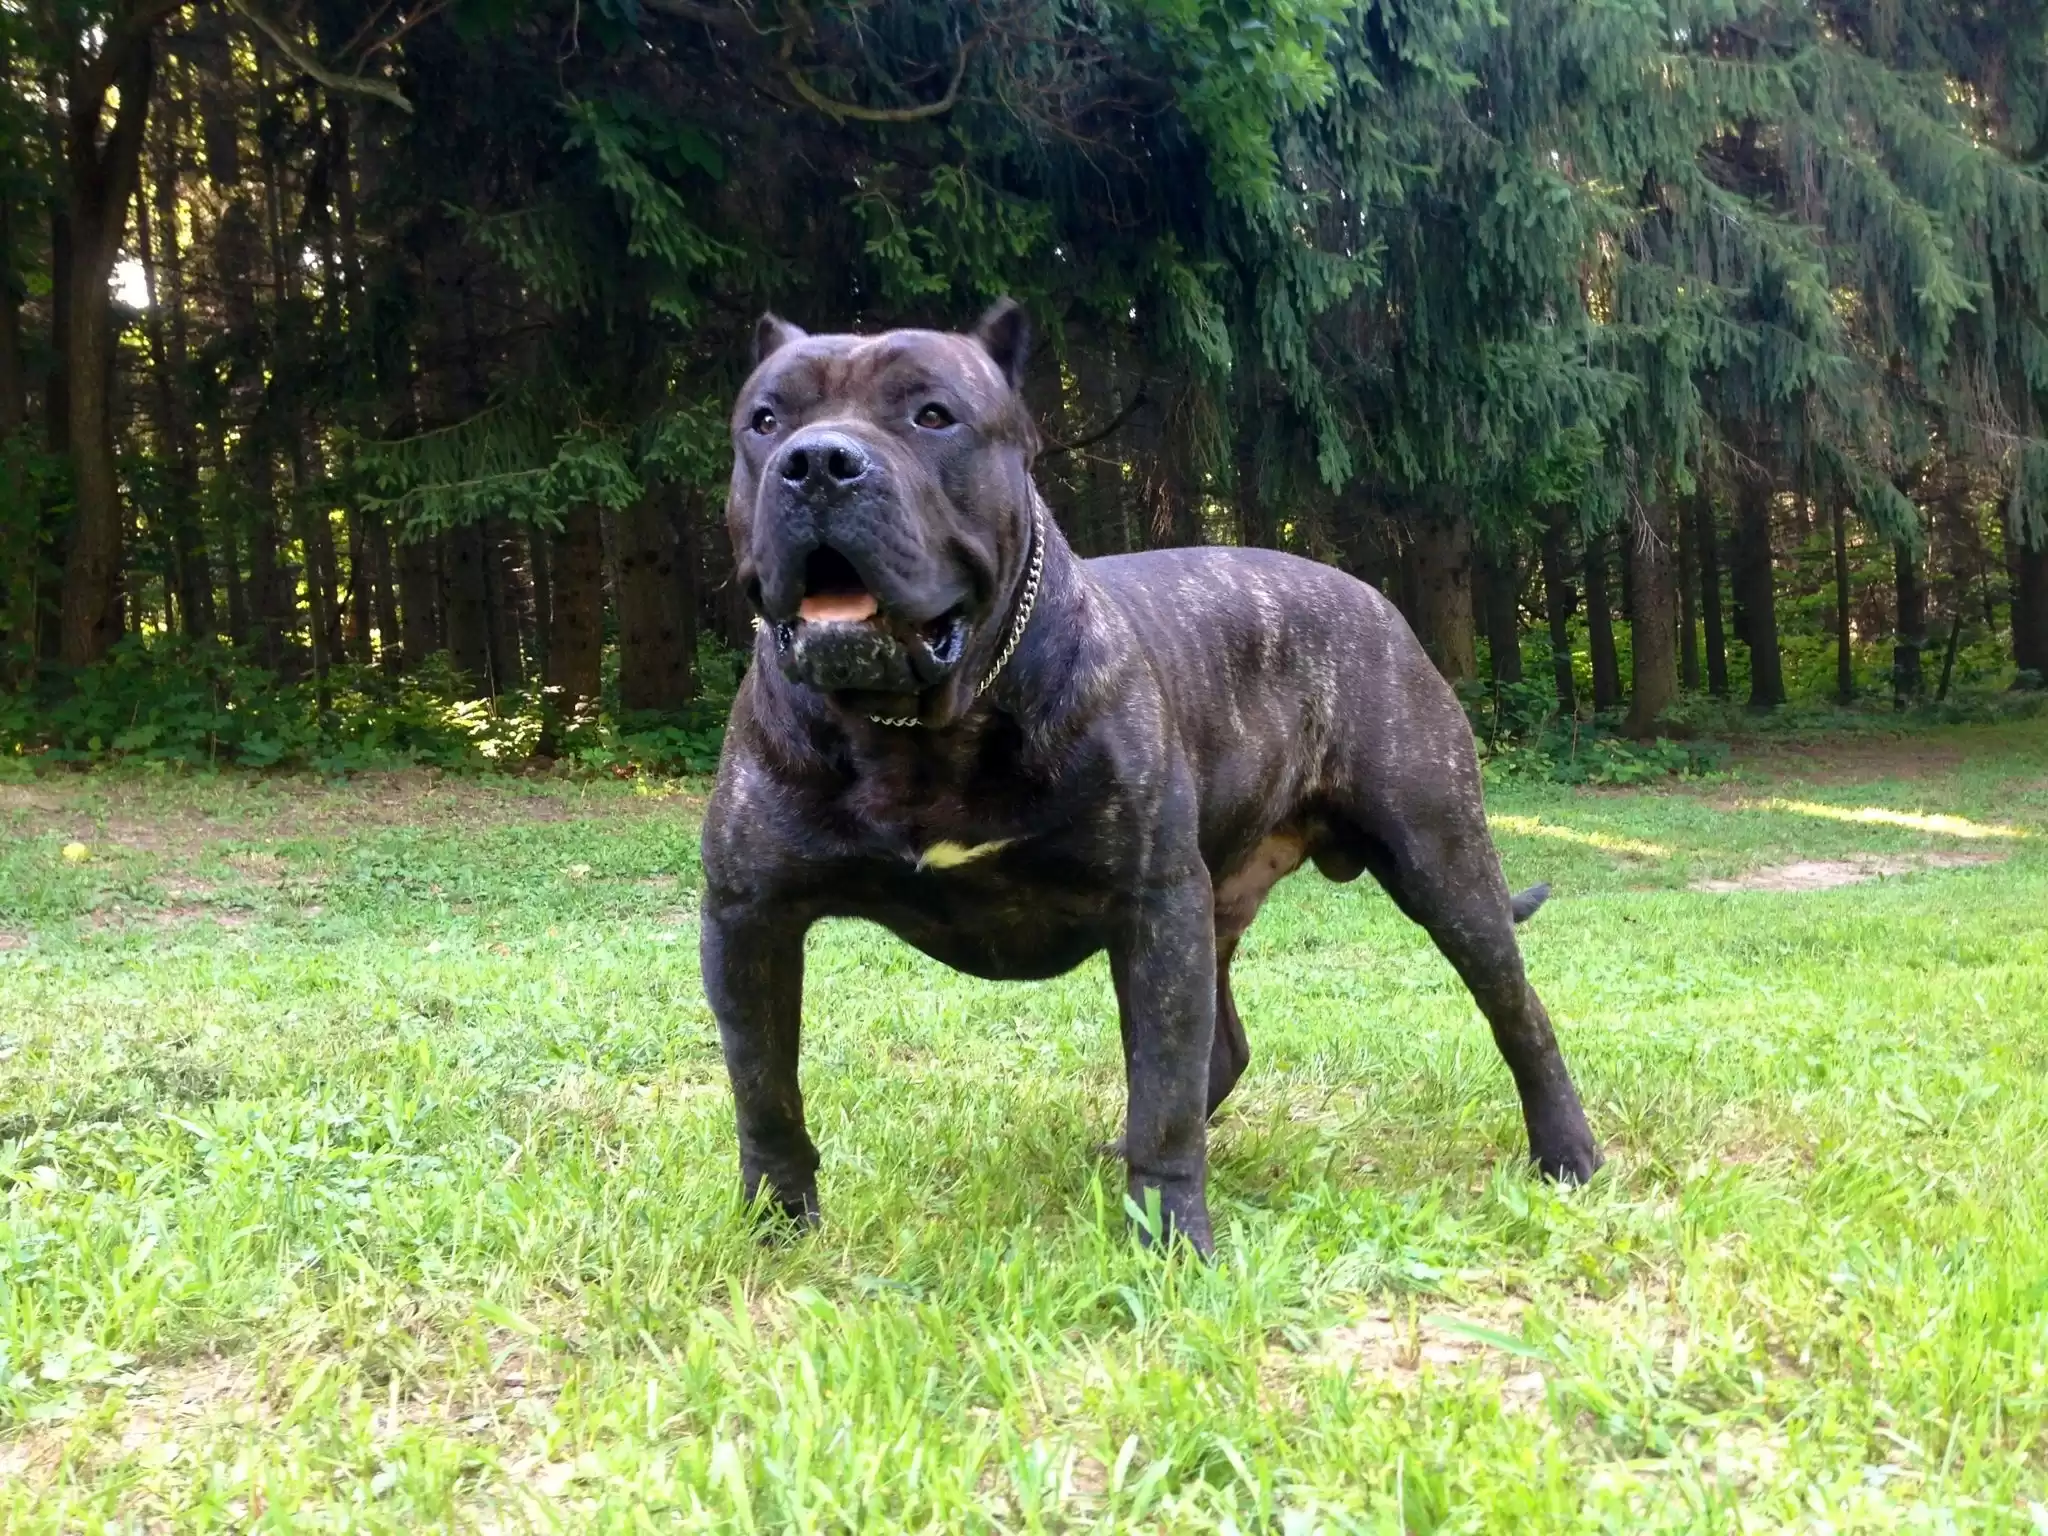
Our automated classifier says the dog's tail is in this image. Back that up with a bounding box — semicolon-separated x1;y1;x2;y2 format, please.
1510;882;1551;925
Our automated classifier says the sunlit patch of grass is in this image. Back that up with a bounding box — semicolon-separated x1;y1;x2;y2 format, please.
1747;797;2029;840
1486;812;1672;859
2;716;2047;1529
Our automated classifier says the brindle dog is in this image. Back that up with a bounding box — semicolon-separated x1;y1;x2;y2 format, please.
700;300;1601;1254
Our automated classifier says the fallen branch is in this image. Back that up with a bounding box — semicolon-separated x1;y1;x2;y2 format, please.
228;0;413;113
783;41;971;124
1040;391;1148;458
637;0;763;31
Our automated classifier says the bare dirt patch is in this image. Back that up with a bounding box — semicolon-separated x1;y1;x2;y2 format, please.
1305;1301;1549;1411
0;785;63;814
1692;851;2004;892
0;1353;256;1496
1721;735;1972;785
4;1328;568;1516
108;1353;261;1456
0;1426;63;1492
225;850;289;881
85;902;259;937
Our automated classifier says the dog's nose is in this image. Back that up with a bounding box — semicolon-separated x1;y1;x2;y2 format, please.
778;430;870;496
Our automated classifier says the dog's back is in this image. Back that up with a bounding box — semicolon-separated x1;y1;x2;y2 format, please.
1082;546;1480;837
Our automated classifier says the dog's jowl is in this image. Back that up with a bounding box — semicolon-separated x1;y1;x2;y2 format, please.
699;299;1602;1255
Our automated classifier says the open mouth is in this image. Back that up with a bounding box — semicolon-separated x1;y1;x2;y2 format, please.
778;547;968;687
797;548;877;625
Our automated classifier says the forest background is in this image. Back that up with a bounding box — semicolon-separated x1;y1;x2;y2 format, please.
3;0;2047;778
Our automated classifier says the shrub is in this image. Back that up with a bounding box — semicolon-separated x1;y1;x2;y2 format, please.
0;636;748;776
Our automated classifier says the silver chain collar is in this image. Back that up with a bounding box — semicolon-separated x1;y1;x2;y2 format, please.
869;495;1045;729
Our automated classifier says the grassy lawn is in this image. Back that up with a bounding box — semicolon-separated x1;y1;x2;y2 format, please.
3;720;2047;1532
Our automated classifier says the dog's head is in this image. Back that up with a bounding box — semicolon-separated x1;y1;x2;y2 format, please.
728;300;1040;725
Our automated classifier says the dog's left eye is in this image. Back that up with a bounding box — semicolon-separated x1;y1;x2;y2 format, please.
914;403;955;430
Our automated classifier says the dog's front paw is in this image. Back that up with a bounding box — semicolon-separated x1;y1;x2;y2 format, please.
1126;1179;1215;1260
1532;1138;1604;1186
743;1172;820;1240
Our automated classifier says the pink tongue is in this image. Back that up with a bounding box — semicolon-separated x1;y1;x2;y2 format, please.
798;593;880;626
799;592;879;623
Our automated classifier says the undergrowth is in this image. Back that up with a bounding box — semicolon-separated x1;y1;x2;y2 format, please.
6;630;2039;789
0;637;743;778
1461;661;2046;787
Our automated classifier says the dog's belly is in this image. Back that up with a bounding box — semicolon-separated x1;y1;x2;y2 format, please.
823;864;1116;982
881;914;1105;981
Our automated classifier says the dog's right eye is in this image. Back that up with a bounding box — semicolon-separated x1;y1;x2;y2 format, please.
749;408;778;435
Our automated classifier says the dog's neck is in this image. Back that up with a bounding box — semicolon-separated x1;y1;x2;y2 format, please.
974;511;1107;735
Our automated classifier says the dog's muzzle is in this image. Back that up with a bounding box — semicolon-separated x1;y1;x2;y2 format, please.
768;545;970;696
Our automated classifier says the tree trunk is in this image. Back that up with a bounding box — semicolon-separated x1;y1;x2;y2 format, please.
34;76;69;666
395;531;440;668
0;195;20;434
295;498;335;706
526;522;552;683
1893;540;1925;707
1231;372;1270;548
1539;512;1577;716
138;96;213;639
1481;541;1523;684
1832;502;1853;704
1585;532;1621;711
616;486;695;711
1069;348;1127;557
1695;493;1729;697
2013;533;2048;686
343;510;373;663
1625;502;1678;737
220;518;248;647
442;522;493;694
1617;523;1634;640
42;74;72;461
1677;489;1700;692
1734;477;1786;708
723;554;755;651
289;432;337;705
482;515;524;691
671;484;702;677
245;456;293;674
58;37;156;666
364;510;401;670
543;504;605;732
1407;509;1476;684
1;192;32;679
1937;574;1965;701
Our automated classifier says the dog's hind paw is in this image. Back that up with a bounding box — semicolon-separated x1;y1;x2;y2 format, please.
1510;882;1552;924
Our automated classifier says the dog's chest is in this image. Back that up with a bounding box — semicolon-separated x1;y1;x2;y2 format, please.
840;815;1125;981
835;765;1124;902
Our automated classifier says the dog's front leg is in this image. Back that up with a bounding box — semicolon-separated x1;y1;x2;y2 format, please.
701;898;819;1230
1109;870;1218;1257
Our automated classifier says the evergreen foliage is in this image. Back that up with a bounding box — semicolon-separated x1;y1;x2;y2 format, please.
0;0;2044;758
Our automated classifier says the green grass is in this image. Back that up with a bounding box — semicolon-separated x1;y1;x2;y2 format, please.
3;722;2047;1531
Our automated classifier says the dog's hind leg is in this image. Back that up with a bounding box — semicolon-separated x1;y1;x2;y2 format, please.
1207;937;1251;1118
1345;808;1600;1183
1203;833;1309;1120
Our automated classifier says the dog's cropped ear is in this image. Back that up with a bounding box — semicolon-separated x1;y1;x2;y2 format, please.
971;298;1030;391
753;314;807;369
